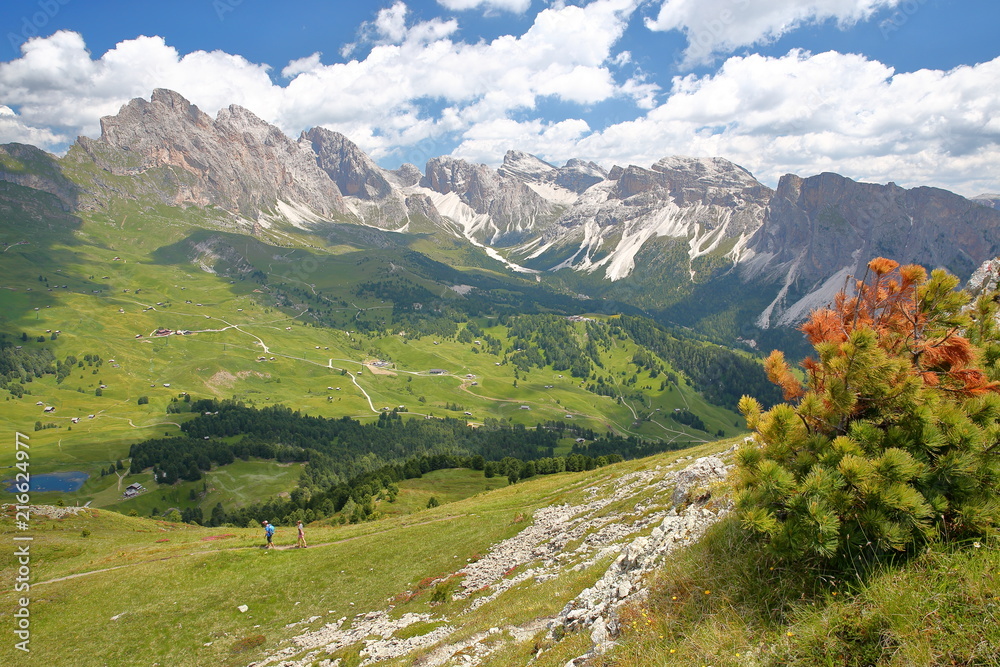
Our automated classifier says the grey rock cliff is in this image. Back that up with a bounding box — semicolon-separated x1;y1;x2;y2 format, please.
0;143;79;209
519;156;771;280
741;172;1000;328
497;150;608;195
75;89;346;219
745;173;1000;284
303;127;411;228
422;155;562;245
967;257;1000;299
552;158;607;194
303;127;393;200
972;193;1000;211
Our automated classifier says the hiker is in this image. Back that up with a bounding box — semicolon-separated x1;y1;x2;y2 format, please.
296;520;307;548
262;520;275;549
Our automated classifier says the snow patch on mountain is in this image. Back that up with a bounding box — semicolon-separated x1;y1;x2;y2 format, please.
498;150;556;181
972;193;1000;210
688;210;732;260
271;200;326;229
755;251;805;330
425;190;493;239
775;264;853;327
524;181;579;206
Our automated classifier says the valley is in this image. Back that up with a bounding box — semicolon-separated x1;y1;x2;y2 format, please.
1;86;998;667
0;190;756;522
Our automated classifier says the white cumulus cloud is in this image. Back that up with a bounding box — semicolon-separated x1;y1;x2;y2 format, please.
437;0;533;13
0;104;67;147
566;50;1000;196
0;3;997;196
375;2;410;43
646;0;902;67
0;31;279;142
0;0;645;163
454;117;591;164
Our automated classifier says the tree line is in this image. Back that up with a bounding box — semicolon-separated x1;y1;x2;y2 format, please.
616;316;783;410
0;335;102;398
126;399;689;526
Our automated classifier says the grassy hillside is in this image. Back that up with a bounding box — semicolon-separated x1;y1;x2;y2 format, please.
0;440;754;667
595;526;999;667
3;441;994;667
0;194;768;519
0;446;712;666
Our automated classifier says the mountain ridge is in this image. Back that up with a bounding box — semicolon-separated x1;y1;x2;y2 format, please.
4;88;999;336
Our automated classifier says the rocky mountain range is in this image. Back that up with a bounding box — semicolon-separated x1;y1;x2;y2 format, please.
973;194;1000;210
3;88;1000;333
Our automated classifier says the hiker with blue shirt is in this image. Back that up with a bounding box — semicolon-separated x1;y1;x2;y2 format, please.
262;520;275;549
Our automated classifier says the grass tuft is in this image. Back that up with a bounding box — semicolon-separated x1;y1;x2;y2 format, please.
597;519;1000;666
230;634;265;654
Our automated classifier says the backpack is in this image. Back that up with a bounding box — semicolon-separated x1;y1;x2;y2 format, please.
265;524;275;537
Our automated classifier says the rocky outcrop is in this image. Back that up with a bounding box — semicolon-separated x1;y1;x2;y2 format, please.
609;157;769;206
519;156;771;281
249;454;734;667
670;455;730;505
25;504;89;519
966;257;1000;299
301;126;409;228
389;163;423;188
552;158;607;194
554;455;732;663
497;151;606;195
749;173;1000;281
303;128;393;200
496;150;556;182
421;155;562;245
972;193;1000;210
75;89;347;220
743;173;1000;328
0;143;80;209
403;192;445;226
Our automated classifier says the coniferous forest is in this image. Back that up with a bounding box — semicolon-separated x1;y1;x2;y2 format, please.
126;399;685;527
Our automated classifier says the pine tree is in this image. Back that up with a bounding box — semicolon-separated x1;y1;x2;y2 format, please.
736;258;1000;564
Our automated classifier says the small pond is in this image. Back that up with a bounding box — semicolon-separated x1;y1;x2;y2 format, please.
4;471;89;493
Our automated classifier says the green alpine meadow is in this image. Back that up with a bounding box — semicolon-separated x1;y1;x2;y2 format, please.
2;6;1000;662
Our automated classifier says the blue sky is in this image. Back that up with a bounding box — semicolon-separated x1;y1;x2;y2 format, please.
0;0;997;195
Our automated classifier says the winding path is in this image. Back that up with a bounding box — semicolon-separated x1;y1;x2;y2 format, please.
113;294;685;438
32;514;464;587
